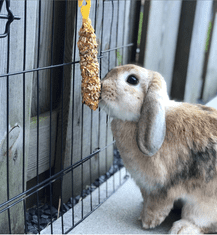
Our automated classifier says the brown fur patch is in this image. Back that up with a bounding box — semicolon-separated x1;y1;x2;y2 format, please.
166;103;217;150
163;103;217;193
149;72;163;91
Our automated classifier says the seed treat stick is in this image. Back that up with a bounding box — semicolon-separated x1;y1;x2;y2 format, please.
77;0;101;111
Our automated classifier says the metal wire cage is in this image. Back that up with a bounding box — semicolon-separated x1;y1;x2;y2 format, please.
0;0;139;233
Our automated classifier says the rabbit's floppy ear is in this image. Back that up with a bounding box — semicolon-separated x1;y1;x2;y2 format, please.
137;72;167;156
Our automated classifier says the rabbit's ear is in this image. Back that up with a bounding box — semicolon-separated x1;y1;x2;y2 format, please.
137;72;167;156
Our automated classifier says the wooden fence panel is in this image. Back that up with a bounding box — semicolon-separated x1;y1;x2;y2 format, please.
26;0;63;182
123;0;132;65
27;110;57;180
141;0;182;93
0;0;37;233
129;0;141;63
202;12;217;103
184;0;213;103
31;0;55;116
52;0;77;206
170;1;197;101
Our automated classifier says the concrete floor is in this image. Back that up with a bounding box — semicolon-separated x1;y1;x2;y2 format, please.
41;168;181;234
69;176;181;234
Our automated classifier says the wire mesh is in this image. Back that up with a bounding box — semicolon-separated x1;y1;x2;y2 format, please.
0;0;135;233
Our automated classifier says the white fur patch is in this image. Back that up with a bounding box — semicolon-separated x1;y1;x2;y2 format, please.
181;195;217;228
99;100;140;121
165;100;182;111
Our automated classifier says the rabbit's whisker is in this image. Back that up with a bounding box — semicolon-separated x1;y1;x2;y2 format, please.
98;101;113;127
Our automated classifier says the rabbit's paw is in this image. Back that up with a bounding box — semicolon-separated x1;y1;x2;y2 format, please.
170;219;201;234
141;211;166;229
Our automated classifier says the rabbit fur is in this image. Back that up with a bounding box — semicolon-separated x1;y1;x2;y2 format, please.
99;64;217;234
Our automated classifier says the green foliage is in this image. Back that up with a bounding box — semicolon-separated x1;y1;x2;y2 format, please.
137;11;143;46
205;21;212;52
116;49;123;66
31;116;48;124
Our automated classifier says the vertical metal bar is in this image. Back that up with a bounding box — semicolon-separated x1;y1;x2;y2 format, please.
119;0;126;184
90;109;93;204
6;10;11;232
23;0;27;233
119;0;123;184
105;116;108;197
109;0;115;193
90;119;93;210
89;0;98;211
49;0;55;233
116;0;119;67
36;0;42;233
80;0;85;210
123;0;127;178
71;0;78;228
94;0;98;33
79;0;85;218
81;103;84;219
106;0;114;198
122;0;127;66
97;116;100;205
98;0;105;205
105;0;113;198
89;0;95;207
60;0;68;233
60;60;64;234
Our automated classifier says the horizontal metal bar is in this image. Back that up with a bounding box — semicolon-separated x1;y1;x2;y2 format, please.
0;55;102;78
0;14;21;20
101;43;134;53
0;141;115;212
0;61;80;78
0;43;134;78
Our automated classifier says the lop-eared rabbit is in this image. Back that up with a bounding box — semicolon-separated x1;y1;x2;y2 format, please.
99;64;217;234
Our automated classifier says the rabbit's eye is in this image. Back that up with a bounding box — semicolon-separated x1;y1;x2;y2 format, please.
126;75;139;85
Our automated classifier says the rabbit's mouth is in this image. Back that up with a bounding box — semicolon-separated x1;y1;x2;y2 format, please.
99;97;140;122
99;98;112;113
99;80;118;116
99;96;118;119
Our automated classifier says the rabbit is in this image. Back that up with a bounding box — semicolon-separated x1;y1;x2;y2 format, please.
99;64;217;234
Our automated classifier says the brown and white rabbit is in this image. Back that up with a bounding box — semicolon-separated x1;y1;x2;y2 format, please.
99;64;217;234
